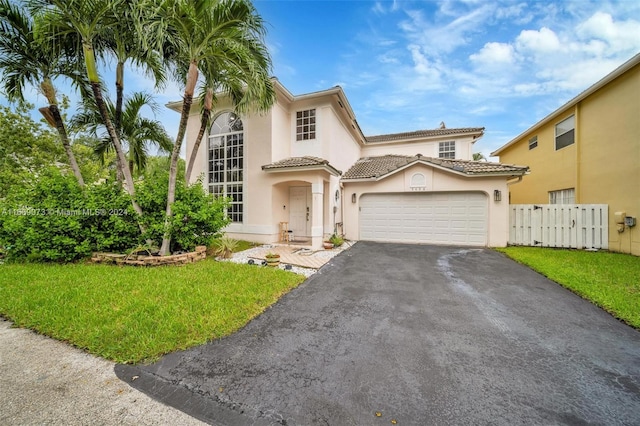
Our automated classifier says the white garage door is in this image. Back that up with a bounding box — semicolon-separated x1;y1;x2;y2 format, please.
359;192;488;246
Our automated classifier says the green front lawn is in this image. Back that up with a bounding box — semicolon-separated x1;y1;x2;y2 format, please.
496;247;640;328
0;259;304;364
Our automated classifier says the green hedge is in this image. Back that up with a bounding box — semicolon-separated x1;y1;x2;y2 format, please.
0;168;229;262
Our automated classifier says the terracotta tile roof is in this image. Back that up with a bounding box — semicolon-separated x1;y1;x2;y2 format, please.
366;127;485;143
262;156;342;175
342;154;528;180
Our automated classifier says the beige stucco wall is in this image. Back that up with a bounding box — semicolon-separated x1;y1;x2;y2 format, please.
181;85;515;251
271;100;291;162
497;62;640;255
342;164;510;247
289;99;331;159
361;135;477;160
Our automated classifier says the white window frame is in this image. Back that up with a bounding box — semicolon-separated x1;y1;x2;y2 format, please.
528;135;538;150
438;141;456;159
555;115;575;150
208;112;244;223
549;188;575;204
296;109;316;141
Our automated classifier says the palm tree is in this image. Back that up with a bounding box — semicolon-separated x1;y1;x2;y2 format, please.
72;92;173;177
0;0;85;187
99;1;165;172
184;62;263;183
147;0;275;255
27;0;141;215
473;152;487;161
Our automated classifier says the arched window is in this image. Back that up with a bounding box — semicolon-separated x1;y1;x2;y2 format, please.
208;112;244;222
410;173;426;190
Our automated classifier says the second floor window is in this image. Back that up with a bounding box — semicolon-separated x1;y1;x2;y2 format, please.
296;109;316;140
529;135;538;150
555;115;575;150
439;141;455;159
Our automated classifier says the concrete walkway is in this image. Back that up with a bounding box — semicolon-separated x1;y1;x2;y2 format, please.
0;320;205;426
247;245;345;269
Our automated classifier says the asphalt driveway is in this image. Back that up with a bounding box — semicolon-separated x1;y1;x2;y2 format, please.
116;242;640;425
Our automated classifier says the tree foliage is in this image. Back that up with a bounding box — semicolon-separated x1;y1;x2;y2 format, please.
71;91;173;177
1;0;275;259
0;166;229;262
0;0;87;186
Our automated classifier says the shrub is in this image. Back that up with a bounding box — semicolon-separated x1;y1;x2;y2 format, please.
0;168;138;262
329;234;344;247
136;172;230;253
0;168;230;262
211;236;239;259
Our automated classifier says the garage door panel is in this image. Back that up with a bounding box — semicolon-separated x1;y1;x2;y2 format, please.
360;192;488;246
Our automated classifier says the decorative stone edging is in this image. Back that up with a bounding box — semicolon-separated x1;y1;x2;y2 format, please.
91;246;207;266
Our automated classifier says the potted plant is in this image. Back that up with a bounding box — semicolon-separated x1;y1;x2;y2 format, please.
321;234;331;249
329;234;344;247
265;252;280;267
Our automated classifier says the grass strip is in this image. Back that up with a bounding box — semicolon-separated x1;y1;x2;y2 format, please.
496;247;640;328
0;259;304;364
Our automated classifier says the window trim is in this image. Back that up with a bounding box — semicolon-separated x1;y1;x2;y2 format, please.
555;115;575;151
295;108;316;141
438;141;456;159
528;135;538;150
549;188;575;204
207;111;244;223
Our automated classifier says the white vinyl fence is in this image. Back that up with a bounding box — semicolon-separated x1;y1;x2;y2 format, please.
509;204;608;250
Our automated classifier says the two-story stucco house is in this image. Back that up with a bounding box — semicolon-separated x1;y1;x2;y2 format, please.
172;79;528;249
492;53;640;255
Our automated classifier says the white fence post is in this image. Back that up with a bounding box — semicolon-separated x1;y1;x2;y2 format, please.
509;204;608;250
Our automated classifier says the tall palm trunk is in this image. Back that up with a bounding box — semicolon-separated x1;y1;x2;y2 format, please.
160;60;198;255
113;61;125;183
185;87;213;183
115;61;124;129
40;78;85;187
84;42;145;227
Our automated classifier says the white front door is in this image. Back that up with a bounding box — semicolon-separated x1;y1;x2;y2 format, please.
290;186;311;238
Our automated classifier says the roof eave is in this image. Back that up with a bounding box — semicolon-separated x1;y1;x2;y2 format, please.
464;170;529;178
340;177;378;183
262;164;342;177
366;129;485;145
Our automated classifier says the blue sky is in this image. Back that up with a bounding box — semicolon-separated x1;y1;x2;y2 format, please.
252;0;640;159
3;0;640;160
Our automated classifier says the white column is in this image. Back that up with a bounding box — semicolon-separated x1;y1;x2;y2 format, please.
311;181;324;249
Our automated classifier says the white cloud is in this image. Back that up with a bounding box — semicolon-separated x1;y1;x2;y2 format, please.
408;44;440;77
515;27;562;55
470;42;515;66
371;0;400;15
371;2;385;15
399;3;495;56
494;2;532;24
577;12;640;53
